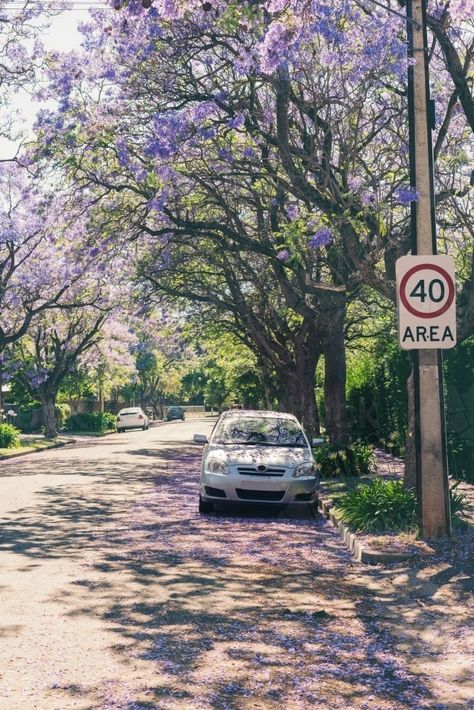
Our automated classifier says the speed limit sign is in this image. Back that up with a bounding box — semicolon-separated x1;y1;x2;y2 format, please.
396;255;456;350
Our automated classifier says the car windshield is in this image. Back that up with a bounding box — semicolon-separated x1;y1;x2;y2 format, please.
212;417;307;447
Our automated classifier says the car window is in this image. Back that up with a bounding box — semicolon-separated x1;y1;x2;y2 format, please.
212;417;307;447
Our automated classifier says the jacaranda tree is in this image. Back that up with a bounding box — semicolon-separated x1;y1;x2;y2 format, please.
28;0;473;441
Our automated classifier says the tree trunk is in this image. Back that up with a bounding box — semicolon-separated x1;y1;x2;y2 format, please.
258;356;276;410
41;393;58;439
321;298;349;446
98;384;105;413
0;383;3;425
404;370;417;489
277;347;321;440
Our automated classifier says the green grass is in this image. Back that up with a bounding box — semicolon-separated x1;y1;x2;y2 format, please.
0;436;64;458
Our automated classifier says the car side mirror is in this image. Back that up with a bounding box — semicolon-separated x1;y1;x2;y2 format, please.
312;437;325;447
193;433;209;444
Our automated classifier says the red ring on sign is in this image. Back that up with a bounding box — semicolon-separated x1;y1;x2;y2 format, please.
399;263;455;318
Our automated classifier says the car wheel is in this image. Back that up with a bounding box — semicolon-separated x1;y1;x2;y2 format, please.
142;424;147;430
199;496;214;513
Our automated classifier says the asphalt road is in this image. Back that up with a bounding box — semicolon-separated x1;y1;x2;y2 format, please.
0;420;471;709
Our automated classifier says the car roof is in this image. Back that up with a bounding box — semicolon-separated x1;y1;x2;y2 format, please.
118;407;142;413
219;409;298;421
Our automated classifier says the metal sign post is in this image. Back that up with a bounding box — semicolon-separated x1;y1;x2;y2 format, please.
406;0;451;537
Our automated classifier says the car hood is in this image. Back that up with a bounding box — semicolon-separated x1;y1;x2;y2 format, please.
207;444;312;467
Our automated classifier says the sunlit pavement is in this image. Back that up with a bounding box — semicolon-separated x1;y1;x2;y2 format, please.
0;420;472;709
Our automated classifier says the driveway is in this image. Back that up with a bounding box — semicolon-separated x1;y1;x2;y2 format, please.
0;419;472;709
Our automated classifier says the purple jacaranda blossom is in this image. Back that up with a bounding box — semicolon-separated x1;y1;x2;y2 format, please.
361;192;376;206
217;147;233;163
394;186;420;205
286;205;299;220
227;113;245;129
347;174;363;191
311;18;345;45
26;367;50;388
193;102;216;121
115;137;131;167
213;89;229;102
234;49;255;75
267;0;288;11
198;126;217;140
309;227;333;249
276;249;290;261
242;146;257;160
148;194;167;211
258;22;291;73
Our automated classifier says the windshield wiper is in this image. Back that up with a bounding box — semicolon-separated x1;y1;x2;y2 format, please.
217;441;306;447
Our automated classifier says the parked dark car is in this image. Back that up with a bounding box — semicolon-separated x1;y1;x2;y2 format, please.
166;406;185;421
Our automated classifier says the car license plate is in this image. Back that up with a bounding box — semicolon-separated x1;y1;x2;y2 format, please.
239;480;284;491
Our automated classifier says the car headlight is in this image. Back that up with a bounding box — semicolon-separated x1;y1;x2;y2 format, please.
205;458;229;475
292;462;317;478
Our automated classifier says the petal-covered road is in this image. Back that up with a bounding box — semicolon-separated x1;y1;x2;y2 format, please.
0;420;471;709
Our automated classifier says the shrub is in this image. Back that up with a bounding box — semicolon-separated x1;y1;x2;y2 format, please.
55;402;71;428
99;412;117;431
315;441;376;478
335;480;417;533
447;432;474;484
0;423;21;449
64;412;116;432
449;481;469;520
346;342;410;452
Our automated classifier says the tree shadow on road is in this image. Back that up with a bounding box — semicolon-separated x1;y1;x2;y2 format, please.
2;444;467;708
57;446;437;708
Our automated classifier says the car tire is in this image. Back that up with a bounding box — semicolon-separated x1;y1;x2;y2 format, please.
142;424;147;430
199;496;214;513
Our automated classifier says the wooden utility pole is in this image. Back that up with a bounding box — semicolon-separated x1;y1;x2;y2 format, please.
406;0;451;537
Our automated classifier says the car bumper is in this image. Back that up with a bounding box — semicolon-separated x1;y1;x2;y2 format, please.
117;421;147;429
200;472;318;504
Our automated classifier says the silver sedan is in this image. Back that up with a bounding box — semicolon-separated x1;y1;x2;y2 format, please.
194;410;320;512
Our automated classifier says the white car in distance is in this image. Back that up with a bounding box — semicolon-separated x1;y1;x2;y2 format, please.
116;407;149;432
194;410;320;512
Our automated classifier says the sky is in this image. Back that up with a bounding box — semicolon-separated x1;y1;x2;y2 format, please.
0;8;93;158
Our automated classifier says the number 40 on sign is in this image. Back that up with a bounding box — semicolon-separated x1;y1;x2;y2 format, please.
396;255;457;350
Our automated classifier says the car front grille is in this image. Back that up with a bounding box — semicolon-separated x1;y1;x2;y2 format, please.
236;466;285;477
235;489;285;501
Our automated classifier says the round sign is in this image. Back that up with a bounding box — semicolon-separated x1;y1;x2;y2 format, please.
399;263;455;319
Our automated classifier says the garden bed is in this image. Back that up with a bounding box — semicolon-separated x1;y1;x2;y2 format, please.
319;449;474;559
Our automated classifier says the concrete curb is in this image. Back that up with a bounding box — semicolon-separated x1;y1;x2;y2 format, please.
0;438;77;461
318;496;413;565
